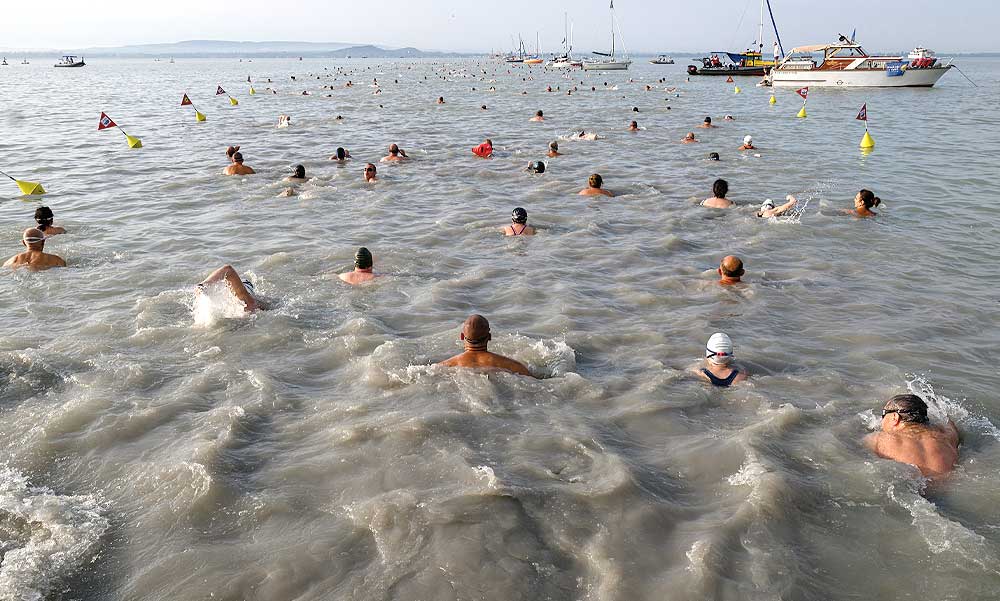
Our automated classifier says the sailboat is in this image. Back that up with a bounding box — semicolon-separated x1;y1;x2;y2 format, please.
525;33;544;64
688;0;781;76
583;1;631;71
547;13;582;69
504;36;526;63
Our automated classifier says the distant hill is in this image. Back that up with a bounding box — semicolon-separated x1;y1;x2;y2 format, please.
2;40;471;58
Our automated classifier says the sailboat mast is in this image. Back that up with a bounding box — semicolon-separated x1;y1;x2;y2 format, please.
610;1;615;59
758;0;765;52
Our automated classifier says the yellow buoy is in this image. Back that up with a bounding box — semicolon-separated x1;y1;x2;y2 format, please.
769;94;776;105
229;96;239;106
860;130;875;149
734;85;741;94
195;111;207;122
796;106;807;118
15;180;45;195
249;87;256;95
126;135;143;149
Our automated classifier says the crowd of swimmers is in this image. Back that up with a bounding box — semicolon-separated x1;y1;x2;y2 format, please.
5;78;949;480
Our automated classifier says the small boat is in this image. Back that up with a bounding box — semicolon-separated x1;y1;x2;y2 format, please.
504;35;527;63
1;58;7;66
583;1;631;71
54;55;85;68
649;55;674;65
687;0;780;76
524;32;544;64
768;36;953;88
547;13;582;69
21;59;29;65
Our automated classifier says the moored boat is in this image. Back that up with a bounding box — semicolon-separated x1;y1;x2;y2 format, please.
649;55;674;64
583;1;631;71
768;37;952;87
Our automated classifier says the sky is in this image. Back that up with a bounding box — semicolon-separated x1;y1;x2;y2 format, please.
2;0;995;53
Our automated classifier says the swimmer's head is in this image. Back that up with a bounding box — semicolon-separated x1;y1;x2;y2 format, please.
632;106;639;112
336;147;347;160
512;207;528;224
481;104;488;110
719;255;744;278
685;132;696;141
354;247;373;270
588;173;603;189
549;140;558;151
536;110;543;117
704;116;712;124
760;199;775;212
705;332;734;365
713;178;729;198
528;161;545;174
292;164;305;179
34;206;54;227
858;189;881;209
21;228;45;251
485;138;493;146
725;115;735;120
630;120;638;128
460;314;491;349
708;152;720;161
389;143;400;155
743;135;753;145
232;152;245;164
883;394;930;424
226;145;240;159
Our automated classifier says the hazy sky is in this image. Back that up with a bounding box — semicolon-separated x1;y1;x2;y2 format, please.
4;0;994;53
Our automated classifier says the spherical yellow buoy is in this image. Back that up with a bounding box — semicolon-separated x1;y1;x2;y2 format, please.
734;85;741;94
769;94;776;105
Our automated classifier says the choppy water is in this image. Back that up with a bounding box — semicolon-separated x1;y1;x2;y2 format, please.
1;56;999;600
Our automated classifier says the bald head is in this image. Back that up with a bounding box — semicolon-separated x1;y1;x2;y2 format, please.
461;314;491;349
720;255;744;278
22;228;45;250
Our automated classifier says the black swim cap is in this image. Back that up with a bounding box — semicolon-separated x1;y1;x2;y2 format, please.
709;152;720;161
355;247;373;269
529;161;545;173
293;164;305;178
512;207;528;224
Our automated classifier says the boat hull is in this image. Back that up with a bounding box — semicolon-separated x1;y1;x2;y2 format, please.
688;65;767;76
54;62;86;68
583;61;630;71
771;65;951;87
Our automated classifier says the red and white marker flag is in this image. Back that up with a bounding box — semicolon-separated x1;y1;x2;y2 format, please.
98;112;117;130
216;85;226;95
856;103;868;121
796;87;809;100
181;93;193;106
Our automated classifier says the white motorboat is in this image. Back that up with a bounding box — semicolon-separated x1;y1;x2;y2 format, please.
768;36;951;87
583;1;631;71
649;55;675;65
547;13;583;69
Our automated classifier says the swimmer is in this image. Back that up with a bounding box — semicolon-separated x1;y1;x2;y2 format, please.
502;207;536;236
380;143;408;163
864;394;960;478
526;161;545;174
849;189;881;217
481;104;488;110
437;314;534;377
277;115;291;128
724;115;735;121
34;206;66;235
472;138;494;158
223;152;255;176
702;178;734;208
530;110;544;122
436;96;445;104
682;132;698;144
575;131;599;141
708;152;721;161
632;106;639;112
757;195;798;218
225;145;241;163
628;120;639;131
579;173;614;197
330;147;351;162
338;247;378;285
363;163;378;182
283;164;307;183
693;332;747;387
717;255;745;285
547;141;562;157
699;116;717;129
196;265;260;313
738;135;755;150
4;228;66;271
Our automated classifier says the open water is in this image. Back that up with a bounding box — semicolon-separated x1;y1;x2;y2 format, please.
1;56;999;600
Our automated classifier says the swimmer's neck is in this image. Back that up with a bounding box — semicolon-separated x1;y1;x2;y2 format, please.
463;345;489;353
719;276;741;285
355;267;373;273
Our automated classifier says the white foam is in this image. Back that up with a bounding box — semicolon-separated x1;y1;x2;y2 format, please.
191;283;251;327
0;468;108;601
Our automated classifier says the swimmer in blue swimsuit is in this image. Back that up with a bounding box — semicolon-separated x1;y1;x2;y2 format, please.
695;332;746;387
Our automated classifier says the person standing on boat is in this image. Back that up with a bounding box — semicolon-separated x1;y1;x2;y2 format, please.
773;41;781;63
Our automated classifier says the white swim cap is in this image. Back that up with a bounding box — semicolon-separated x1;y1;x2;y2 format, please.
706;332;734;364
743;135;753;145
760;198;775;210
